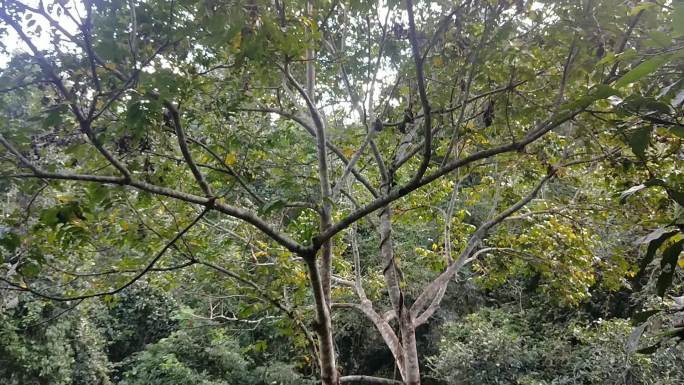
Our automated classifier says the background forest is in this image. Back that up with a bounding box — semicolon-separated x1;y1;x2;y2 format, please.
1;0;684;384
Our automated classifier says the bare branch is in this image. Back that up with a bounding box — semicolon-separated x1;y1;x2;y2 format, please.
163;100;214;197
406;0;432;182
340;375;403;385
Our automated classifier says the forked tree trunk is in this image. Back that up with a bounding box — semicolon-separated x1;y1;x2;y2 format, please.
398;312;421;385
379;201;422;385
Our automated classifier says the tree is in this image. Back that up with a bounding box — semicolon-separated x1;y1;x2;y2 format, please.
1;0;682;384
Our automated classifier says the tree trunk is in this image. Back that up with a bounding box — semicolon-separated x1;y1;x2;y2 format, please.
304;255;339;385
399;311;421;385
379;202;422;385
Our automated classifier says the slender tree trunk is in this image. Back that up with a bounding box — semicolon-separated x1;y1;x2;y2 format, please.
304;255;339;385
302;2;337;383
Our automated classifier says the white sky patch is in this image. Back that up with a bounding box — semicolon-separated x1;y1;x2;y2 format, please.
1;0;83;67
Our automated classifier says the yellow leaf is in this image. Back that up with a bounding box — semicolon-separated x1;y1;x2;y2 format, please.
343;147;354;158
104;63;117;70
70;218;86;229
225;152;237;166
432;56;444;67
231;32;242;51
679;256;684;268
120;221;129;231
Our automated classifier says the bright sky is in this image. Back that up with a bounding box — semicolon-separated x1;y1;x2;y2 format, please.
0;0;82;67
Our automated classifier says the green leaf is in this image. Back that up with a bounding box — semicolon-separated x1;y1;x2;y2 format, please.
592;84;619;99
636;228;679;279
126;100;147;134
260;198;286;215
631;309;661;325
667;188;684;207
254;339;268;352
673;3;684;37
626;126;652;160
636;342;661;355
0;231;20;253
43;105;65;128
619;95;672;115
670;125;684;139
647;31;672;48
20;262;41;278
614;55;672;89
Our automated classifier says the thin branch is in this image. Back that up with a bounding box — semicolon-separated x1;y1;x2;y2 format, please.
163;100;214;197
0;136;305;253
2;208;208;301
606;10;644;82
182;135;264;205
316;105;585;247
410;171;556;324
340;375;403;385
406;0;432;182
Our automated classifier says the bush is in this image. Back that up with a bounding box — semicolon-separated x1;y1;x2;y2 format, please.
428;306;684;385
121;328;315;385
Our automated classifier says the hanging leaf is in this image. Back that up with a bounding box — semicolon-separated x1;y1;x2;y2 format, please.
626;126;652;160
656;240;683;297
259;198;286;215
0;231;20;253
613;54;674;89
634;227;678;245
619;184;647;203
667;188;684;207
626;323;648;353
635;228;679;282
225;152;237;166
631;309;662;325
636;341;662;355
669;125;684;139
126;100;147;132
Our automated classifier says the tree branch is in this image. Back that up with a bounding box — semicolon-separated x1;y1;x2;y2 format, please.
163;100;214;197
2;208;208;301
406;0;432;182
0;134;306;254
316;106;584;247
340;375;403;385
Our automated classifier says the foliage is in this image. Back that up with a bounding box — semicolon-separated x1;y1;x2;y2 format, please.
120;328;315;385
0;0;683;384
428;306;684;385
0;298;112;385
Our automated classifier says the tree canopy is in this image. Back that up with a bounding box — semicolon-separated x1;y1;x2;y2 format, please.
1;0;684;384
